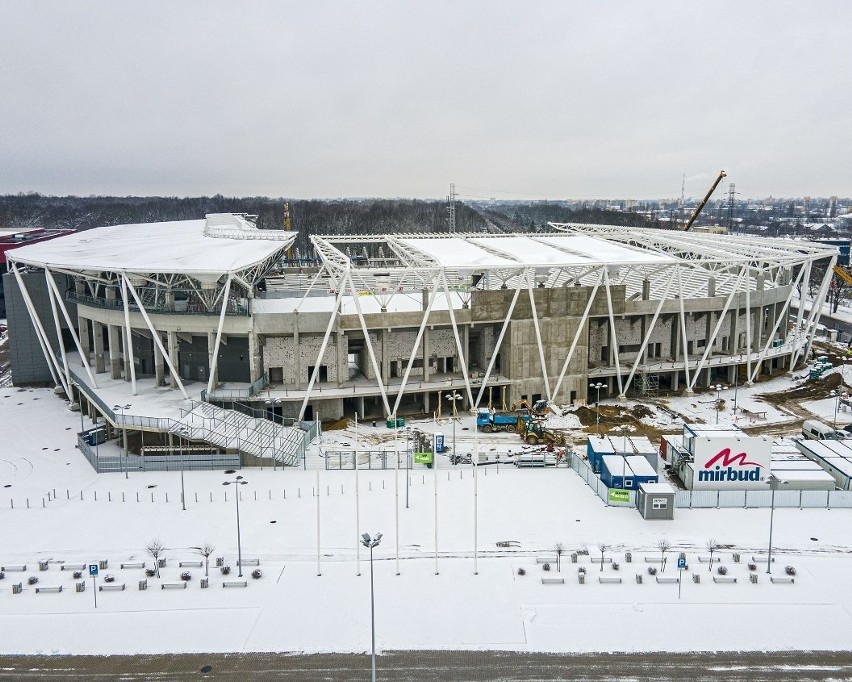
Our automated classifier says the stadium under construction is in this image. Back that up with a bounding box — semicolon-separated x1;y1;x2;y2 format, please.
2;213;838;466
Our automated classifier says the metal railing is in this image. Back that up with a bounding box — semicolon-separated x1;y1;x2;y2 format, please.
66;290;250;317
203;373;269;402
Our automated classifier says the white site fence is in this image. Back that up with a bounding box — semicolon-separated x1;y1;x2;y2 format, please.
572;453;852;510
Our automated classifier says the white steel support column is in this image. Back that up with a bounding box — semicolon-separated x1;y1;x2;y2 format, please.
391;276;441;416
526;271;552;402
9;263;65;392
676;267;694;393
439;272;474;409
473;269;526;408
745;264;753;383
44;269;99;388
687;269;747;392
120;275;137;395
43;269;72;389
345;271;392;418
623;270;676;392
801;257;836;368
552;269;604;401
122;274;189;400
748;264;807;382
298;275;349;421
603;268;625;397
789;260;812;371
207;276;232;395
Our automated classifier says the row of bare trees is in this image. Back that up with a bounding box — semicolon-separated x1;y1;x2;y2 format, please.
145;539;216;578
548;538;723;573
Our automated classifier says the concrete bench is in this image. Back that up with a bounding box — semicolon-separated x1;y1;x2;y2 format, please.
178;561;203;568
120;562;146;570
541;577;565;585
712;576;737;584
98;583;126;591
770;576;795;584
656;576;680;584
161;582;187;590
599;577;622;584
1;565;26;572
536;557;556;564
223;580;248;588
697;556;715;563
237;559;260;567
590;558;613;564
644;557;664;563
35;585;63;593
60;564;86;571
752;556;774;563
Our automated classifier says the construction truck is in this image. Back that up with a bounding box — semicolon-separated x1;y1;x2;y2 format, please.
517;417;567;446
476;408;530;433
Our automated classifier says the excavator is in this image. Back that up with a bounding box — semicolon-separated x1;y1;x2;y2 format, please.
681;170;727;231
510;399;563;417
516;417;567;446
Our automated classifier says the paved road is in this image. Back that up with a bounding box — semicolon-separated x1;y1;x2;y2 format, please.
2;651;852;681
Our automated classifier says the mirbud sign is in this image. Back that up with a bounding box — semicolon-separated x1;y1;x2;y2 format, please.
692;436;771;490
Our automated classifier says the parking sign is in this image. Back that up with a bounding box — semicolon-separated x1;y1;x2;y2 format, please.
677;557;686;570
88;564;99;577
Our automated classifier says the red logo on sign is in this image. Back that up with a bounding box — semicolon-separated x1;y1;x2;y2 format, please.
703;447;762;468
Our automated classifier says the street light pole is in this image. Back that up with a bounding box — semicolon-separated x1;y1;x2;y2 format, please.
445;393;461;461
178;427;189;511
405;427;411;510
223;471;248;577
113;403;131;479
361;532;383;682
712;384;727;425
766;474;787;574
589;382;604;435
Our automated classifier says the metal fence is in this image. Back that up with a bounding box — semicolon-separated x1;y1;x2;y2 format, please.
323;449;412;471
674;487;852;509
571;456;637;507
77;435;240;474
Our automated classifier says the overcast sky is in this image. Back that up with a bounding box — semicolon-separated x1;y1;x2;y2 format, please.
1;1;850;201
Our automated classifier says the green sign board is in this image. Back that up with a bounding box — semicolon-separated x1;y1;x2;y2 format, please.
608;488;630;503
414;451;433;465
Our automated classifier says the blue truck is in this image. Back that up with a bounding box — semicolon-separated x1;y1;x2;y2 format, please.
476;408;530;433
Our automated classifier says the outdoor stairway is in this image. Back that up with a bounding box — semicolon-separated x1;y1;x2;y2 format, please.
173;402;306;466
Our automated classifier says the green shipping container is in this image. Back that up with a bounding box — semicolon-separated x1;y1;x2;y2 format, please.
386;417;405;428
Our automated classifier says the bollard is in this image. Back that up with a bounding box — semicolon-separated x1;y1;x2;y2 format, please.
165;493;168;503
42;498;45;508
196;493;199;502
151;493;154;502
749;573;758;584
625;552;632;563
75;581;85;593
10;500;13;509
200;577;209;589
283;489;286;500
100;560;108;569
108;492;111;502
254;491;257;501
38;560;49;571
138;579;148;591
210;492;213;502
136;492;139;502
12;583;22;594
571;553;578;563
67;489;70;499
326;486;329;496
26;498;29;508
298;488;301;498
216;557;224;567
733;552;741;563
94;491;97;501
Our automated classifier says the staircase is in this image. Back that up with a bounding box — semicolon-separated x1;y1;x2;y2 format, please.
173;401;306;466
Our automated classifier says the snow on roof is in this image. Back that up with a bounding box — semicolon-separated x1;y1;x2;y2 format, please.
7;215;296;276
625;455;657;476
253;291;464;315
638;482;675;494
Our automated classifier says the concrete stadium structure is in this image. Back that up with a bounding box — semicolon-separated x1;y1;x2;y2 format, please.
4;213;838;465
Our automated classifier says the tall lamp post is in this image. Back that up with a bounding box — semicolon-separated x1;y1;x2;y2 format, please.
361;532;383;682
712;384;727;425
830;389;840;429
113;403;131;479
404;426;412;509
177;426;190;511
766;473;788;574
223;470;248;576
589;382;604;435
445;392;462;459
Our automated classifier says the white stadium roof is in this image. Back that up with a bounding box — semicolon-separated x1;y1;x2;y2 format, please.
7;214;296;276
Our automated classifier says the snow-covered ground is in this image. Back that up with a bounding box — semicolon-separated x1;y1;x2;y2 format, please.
2;371;852;657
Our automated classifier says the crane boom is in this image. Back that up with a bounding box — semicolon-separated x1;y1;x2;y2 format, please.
681;170;727;231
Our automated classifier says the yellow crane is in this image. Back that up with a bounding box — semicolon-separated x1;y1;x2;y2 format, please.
682;170;727;231
833;265;852;287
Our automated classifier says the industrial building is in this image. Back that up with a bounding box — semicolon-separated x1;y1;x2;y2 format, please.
2;214;838;466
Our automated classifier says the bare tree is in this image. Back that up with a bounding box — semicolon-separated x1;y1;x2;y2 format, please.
195;542;216;577
554;543;565;573
707;538;720;572
146;539;165;578
597;543;609;572
658;539;672;573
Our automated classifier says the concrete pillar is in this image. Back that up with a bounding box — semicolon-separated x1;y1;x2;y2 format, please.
730;305;740;354
249;333;261;383
642;279;651;301
207;332;218;390
108;325;122;379
78;315;91;367
381;329;390;385
122;328;132;381
154;334;165;387
93;321;105;373
462;324;469;373
335;331;345;387
423;391;430;413
168;331;179;389
357;395;365;419
707;276;716;298
293;318;301;386
671;370;679;391
422;327;431;382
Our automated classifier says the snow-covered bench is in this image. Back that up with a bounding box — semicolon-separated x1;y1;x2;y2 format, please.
541;577;564;585
712;576;737;584
770;576;795;584
161;582;187;590
599;576;622;584
99;583;126;591
120;562;146;570
656;576;679;584
35;585;62;593
223;580;248;588
179;561;203;568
